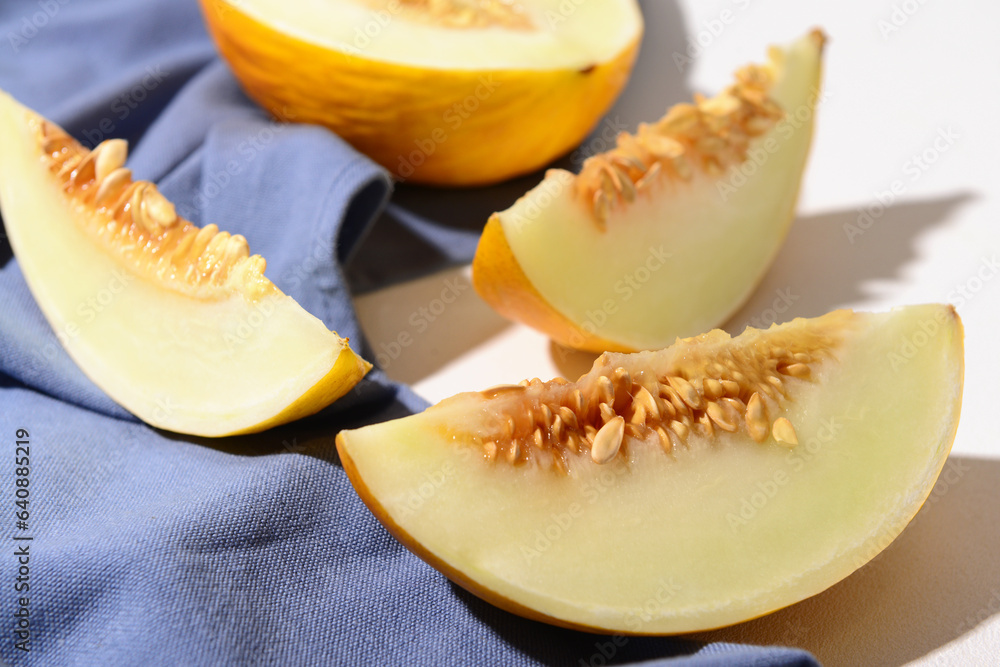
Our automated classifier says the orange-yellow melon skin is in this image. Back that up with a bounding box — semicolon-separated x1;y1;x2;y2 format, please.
199;0;641;186
472;213;630;353
226;344;371;436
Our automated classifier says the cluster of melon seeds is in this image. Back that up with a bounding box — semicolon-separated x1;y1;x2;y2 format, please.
33;117;273;300
366;0;534;31
573;58;788;228
457;311;852;473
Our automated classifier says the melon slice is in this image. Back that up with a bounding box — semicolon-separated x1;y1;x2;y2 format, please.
473;30;826;352
0;90;371;437
199;0;644;185
336;304;964;634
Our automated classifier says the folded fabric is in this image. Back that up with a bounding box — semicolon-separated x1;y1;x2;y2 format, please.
0;1;820;665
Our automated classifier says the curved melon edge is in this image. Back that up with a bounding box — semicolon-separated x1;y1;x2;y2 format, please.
337;305;965;635
337;416;824;636
477;30;825;350
205;0;645;72
199;0;643;186
0;88;372;438
472;214;632;353
224;345;372;437
337;429;608;633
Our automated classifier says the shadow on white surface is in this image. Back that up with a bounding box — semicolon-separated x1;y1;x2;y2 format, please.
725;193;975;333
354;266;513;387
690;455;1000;666
614;0;697;127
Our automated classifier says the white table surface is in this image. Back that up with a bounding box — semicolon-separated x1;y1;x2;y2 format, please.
354;1;1000;664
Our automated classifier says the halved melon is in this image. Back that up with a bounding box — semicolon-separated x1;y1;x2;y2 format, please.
0;90;370;437
473;30;826;351
199;0;643;185
337;304;964;634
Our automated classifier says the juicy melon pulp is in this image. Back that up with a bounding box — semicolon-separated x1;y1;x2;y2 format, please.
0;90;370;437
200;0;643;185
336;305;964;634
473;30;825;352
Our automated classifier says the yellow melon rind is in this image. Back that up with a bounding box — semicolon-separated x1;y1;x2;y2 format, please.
199;0;643;186
472;213;630;353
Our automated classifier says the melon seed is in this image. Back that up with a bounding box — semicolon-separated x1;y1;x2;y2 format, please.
772;418;799;447
140;186;178;228
633;385;660;421
783;363;811;379
745;393;769;443
94;168;132;206
591;416;625;464
94;139;128;182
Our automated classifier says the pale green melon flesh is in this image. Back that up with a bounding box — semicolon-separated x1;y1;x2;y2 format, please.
0;91;359;436
498;32;822;351
233;0;643;71
337;305;963;634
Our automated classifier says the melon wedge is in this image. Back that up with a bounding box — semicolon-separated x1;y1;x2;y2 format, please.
0;90;371;437
473;30;826;352
337;305;964;634
199;0;643;185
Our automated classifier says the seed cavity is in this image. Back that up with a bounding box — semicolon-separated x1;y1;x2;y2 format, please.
32;117;273;301
370;0;535;31
573;59;784;226
468;319;842;473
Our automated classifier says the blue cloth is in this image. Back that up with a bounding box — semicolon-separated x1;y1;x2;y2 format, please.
0;1;821;665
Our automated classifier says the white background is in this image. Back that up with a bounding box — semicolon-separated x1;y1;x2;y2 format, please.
355;1;1000;664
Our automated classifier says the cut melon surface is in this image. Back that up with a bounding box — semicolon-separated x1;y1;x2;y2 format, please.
337;305;964;634
473;30;826;351
200;0;643;185
0;90;370;437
